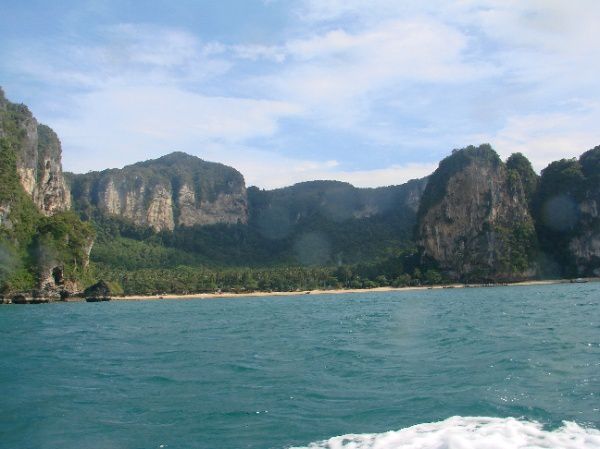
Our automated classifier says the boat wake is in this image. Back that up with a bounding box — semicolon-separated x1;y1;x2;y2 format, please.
292;416;600;449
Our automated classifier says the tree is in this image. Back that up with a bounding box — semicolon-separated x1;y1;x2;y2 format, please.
424;269;442;285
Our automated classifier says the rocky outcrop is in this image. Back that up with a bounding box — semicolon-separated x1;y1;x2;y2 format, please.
84;280;111;302
35;125;72;214
0;88;71;216
568;148;600;275
69;152;248;232
534;146;600;276
91;178;176;231
0;88;94;297
569;229;600;275
178;183;249;226
416;145;537;281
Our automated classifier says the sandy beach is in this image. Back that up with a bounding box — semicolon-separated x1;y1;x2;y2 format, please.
108;278;589;302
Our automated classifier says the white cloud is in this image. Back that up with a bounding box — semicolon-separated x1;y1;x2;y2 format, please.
327;162;436;188
6;2;600;188
67;137;435;190
8;24;231;89
204;146;435;189
469;1;600;92
253;18;491;129
230;44;286;62
106;24;201;67
296;0;410;23
7;24;304;178
477;104;600;172
57;85;301;173
295;0;600;90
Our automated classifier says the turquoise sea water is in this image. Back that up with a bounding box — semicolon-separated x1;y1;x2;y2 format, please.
1;283;599;449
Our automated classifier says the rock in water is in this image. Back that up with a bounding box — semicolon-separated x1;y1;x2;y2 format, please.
84;280;112;302
11;294;27;304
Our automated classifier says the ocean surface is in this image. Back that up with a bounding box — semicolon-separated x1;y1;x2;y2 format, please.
1;283;599;449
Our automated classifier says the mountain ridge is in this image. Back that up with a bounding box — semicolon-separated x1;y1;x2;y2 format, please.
1;87;599;299
67;151;249;231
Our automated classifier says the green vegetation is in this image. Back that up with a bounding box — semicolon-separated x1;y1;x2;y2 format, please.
532;157;584;276
64;145;432;293
90;249;444;296
502;153;540;274
84;200;427;293
68;151;247;222
494;221;537;274
0;94;41;293
81;145;598;290
86;200;417;268
416;145;540;281
0;90;95;295
2;83;598;294
82;178;422;271
36;211;95;277
417;144;501;220
579;146;600;185
506;152;538;203
66;170;432;295
532;147;600;277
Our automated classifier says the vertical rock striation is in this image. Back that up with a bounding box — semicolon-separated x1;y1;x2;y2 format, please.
35;125;72;214
416;144;537;281
0;87;94;295
69;152;248;232
0;89;71;216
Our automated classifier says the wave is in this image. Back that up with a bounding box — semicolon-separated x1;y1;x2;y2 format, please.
291;416;600;449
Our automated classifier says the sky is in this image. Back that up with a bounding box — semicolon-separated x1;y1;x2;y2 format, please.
1;0;599;189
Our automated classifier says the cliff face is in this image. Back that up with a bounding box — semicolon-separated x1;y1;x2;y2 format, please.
69;152;248;232
568;148;600;275
569;205;600;275
534;147;600;276
238;178;429;265
0;88;94;295
35;125;72;214
416;145;537;281
250;178;427;226
0;90;71;217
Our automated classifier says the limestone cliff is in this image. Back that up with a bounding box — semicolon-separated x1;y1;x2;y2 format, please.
416;144;537;281
0;88;94;296
534;146;600;276
69;152;248;232
35;125;72;214
0;88;71;217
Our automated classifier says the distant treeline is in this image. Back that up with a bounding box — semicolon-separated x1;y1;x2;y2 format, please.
92;251;447;296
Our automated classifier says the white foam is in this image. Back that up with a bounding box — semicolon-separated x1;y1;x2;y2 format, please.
292;416;600;449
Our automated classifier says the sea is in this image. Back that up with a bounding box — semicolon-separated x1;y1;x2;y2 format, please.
1;282;599;449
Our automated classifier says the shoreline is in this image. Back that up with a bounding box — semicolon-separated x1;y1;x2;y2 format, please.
108;278;595;302
4;277;596;304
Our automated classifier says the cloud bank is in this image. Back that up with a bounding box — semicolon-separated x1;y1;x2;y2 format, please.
1;1;599;187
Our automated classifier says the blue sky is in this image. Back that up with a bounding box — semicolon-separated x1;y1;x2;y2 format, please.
1;0;599;188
